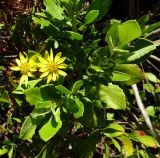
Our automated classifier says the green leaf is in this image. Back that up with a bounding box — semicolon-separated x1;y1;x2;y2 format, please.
127;45;156;62
111;138;121;152
88;0;111;21
31;108;51;118
65;96;79;113
90;66;104;73
73;98;84;118
63;31;83;40
144;22;160;35
112;72;131;82
39;108;62;142
24;85;58;107
117;136;134;156
55;85;70;95
13;79;41;94
138;14;149;30
143;83;155;93
84;10;99;25
130;130;158;148
145;72;160;83
118;20;141;46
146;106;156;117
105;19;121;49
43;0;64;20
0;87;10;103
0;145;8;156
104;123;125;138
19;116;37;140
98;83;126;110
8;146;13;158
115;64;144;85
71;80;84;94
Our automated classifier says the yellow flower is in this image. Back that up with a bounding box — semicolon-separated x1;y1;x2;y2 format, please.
10;52;37;86
37;49;68;83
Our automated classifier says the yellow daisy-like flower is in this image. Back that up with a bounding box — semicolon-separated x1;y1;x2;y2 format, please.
10;52;37;86
37;49;68;83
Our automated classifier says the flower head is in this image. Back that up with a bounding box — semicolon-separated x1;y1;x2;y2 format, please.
37;49;68;83
10;52;37;86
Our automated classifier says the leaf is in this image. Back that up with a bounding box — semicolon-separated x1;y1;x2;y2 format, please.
127;45;156;62
118;20;141;46
0;87;10;103
104;123;125;138
65;96;79;113
117;136;134;156
39;108;62;142
73;98;84;118
146;106;156;117
111;138;121;152
63;31;83;40
88;0;111;21
143;83;155;93
112;71;131;82
71;80;84;94
115;64;144;85
145;72;160;83
138;14;149;30
19;116;37;140
84;10;99;25
31;108;51;118
13;79;41;94
43;0;64;20
130;130;158;148
55;85;70;95
105;19;121;49
90;66;104;73
24;85;59;107
0;145;8;156
24;87;51;106
98;83;126;110
144;22;160;35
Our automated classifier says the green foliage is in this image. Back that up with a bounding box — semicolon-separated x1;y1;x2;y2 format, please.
1;0;160;157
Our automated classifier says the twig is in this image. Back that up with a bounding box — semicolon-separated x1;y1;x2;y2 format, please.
132;84;160;143
150;55;160;62
146;60;160;73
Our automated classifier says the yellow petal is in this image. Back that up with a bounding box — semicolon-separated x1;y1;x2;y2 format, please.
29;55;36;66
54;52;62;63
19;74;28;85
38;55;48;64
50;49;54;61
36;63;47;68
10;66;20;71
39;67;48;72
20;52;28;63
15;59;21;66
47;73;52;83
56;57;66;65
45;50;49;59
40;71;49;78
27;72;34;78
58;70;67;76
57;64;68;69
30;67;37;72
52;73;57;81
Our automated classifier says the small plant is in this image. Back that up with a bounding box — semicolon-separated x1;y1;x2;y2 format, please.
1;0;160;157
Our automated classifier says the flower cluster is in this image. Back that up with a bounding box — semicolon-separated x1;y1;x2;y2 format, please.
10;49;68;86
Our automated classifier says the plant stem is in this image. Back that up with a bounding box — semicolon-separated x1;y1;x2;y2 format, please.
132;84;160;143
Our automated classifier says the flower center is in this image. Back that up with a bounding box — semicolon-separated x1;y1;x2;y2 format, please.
48;62;58;73
20;63;30;74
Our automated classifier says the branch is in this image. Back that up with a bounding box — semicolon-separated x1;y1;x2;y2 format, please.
132;84;160;143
